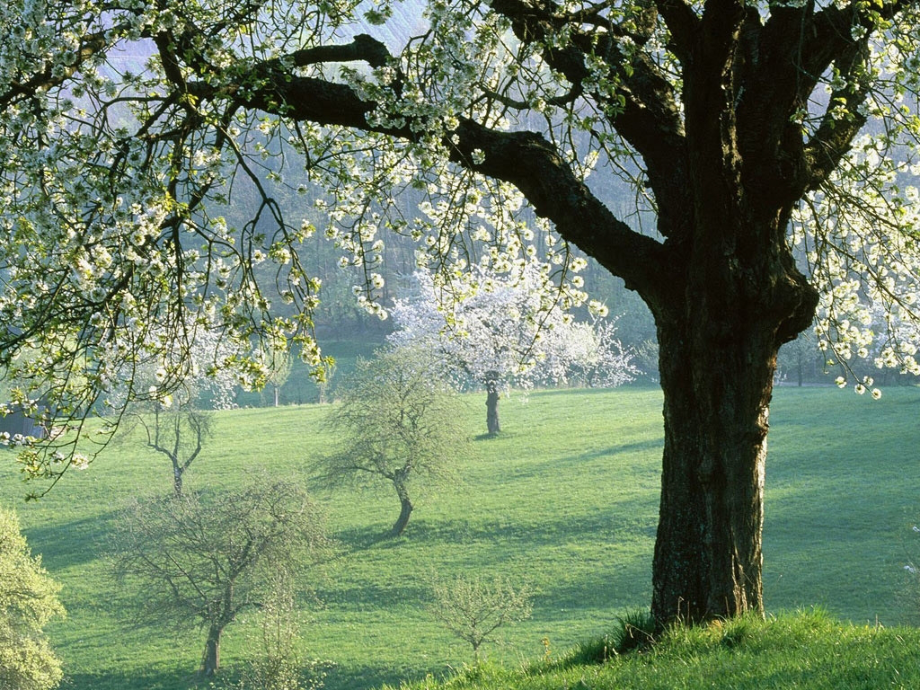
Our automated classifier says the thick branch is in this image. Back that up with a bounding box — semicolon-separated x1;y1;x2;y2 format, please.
488;0;689;237
285;34;392;69
699;0;747;54
654;0;698;63
188;44;670;302
742;4;883;199
802;41;870;191
448;121;669;299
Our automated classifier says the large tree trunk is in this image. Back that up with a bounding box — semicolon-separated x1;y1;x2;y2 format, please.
646;198;818;625
651;317;776;623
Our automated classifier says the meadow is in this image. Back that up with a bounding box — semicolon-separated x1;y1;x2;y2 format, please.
1;384;919;690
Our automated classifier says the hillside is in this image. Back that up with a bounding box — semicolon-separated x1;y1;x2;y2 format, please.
392;610;920;690
0;386;918;689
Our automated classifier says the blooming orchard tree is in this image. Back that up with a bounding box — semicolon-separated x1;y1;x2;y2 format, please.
389;265;637;434
3;1;920;625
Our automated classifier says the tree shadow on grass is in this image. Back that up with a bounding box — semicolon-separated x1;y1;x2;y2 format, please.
323;662;446;690
331;490;657;558
514;440;663;474
403;492;657;549
534;555;653;615
63;657;423;690
64;668;201;690
332;523;402;552
25;511;122;571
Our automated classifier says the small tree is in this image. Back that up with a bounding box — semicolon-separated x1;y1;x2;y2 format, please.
112;476;327;677
134;404;214;497
263;346;293;408
0;508;65;690
230;570;324;690
318;347;469;537
390;265;636;435
114;317;241;496
428;574;533;660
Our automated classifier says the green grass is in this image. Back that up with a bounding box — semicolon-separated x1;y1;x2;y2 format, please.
235;338;385;406
398;609;920;690
1;385;920;689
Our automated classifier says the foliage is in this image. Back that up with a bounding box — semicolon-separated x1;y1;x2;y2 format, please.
317;346;470;536
0;508;64;690
111;475;328;676
428;573;533;659
110;314;245;414
226;570;326;690
0;0;914;464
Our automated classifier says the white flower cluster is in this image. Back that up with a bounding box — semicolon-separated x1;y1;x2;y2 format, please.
388;263;637;392
793;104;920;392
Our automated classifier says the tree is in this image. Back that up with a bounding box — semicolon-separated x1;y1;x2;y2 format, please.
428;573;533;660
3;1;920;627
111;477;327;677
229;569;324;690
0;508;65;690
263;346;293;408
389;265;637;434
135;404;214;497
116;317;240;496
318;347;469;537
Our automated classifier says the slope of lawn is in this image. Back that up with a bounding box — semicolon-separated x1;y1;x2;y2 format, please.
0;385;918;689
394;609;920;690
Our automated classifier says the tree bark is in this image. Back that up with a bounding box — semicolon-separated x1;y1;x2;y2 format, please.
651;318;774;622
389;482;413;537
485;374;500;436
646;199;818;624
201;624;221;676
172;464;183;498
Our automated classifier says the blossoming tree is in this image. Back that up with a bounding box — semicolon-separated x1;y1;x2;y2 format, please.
2;1;920;625
389;264;637;434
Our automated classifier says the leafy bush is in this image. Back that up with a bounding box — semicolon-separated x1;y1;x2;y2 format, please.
0;508;64;690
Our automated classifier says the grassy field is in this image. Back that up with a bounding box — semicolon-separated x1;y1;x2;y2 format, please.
395;610;920;690
1;385;919;689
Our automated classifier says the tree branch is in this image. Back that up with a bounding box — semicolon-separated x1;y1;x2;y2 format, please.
285;33;392;69
653;0;698;63
185;41;671;301
0;29;110;107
